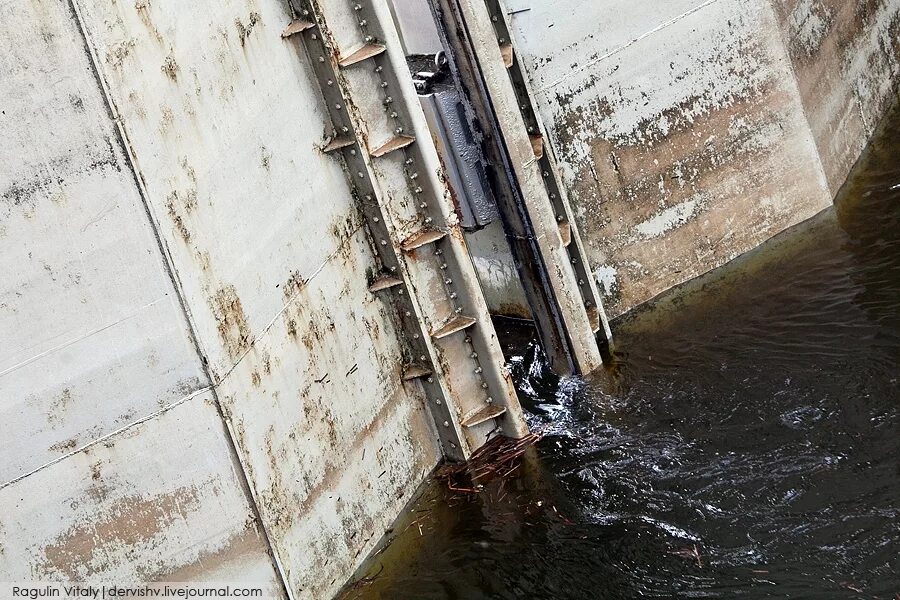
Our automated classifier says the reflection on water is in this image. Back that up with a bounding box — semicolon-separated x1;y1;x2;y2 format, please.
342;105;900;599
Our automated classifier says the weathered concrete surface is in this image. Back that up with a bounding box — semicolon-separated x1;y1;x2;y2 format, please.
771;0;900;193
3;0;444;596
504;0;898;317
71;0;443;597
0;0;280;587
0;395;283;589
0;0;207;484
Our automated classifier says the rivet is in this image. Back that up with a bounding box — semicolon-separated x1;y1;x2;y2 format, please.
380;239;387;245
326;79;333;86
373;216;379;222
381;81;389;88
390;266;397;272
444;278;452;284
405;158;414;165
440;263;448;270
357;171;364;178
434;249;443;255
318;56;325;62
470;352;478;358
571;258;578;264
302;9;309;15
420;355;426;361
443;421;449;427
353;3;362;10
556;214;563;221
578;279;585;285
384;96;393;104
390;111;398;118
481;383;489;389
415;187;423;194
455;307;463;314
311;34;318;40
405;311;412;316
350;149;357;156
375;66;383;73
419;202;428;209
436;399;442;405
365;194;373;201
449;292;457;299
413;333;420;339
474;367;482;374
449;442;456;448
395;127;404;134
398;289;405;295
424;217;433;224
543;171;549;177
427;377;434;383
365;35;374;43
550;193;557;199
360;19;368;26
335;103;342;109
342;126;349;132
464;336;471;343
486;397;493;404
410;172;419;179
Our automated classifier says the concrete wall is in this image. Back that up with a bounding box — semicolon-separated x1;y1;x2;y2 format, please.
771;0;900;193
503;0;900;317
1;0;441;597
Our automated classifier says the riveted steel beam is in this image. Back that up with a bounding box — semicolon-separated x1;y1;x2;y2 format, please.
282;0;528;460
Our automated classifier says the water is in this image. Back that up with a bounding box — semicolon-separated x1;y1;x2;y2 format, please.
341;105;900;599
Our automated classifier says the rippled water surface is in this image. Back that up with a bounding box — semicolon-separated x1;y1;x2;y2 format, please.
343;106;900;599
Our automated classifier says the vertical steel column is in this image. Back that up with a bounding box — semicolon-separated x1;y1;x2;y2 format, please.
281;0;528;460
429;0;613;371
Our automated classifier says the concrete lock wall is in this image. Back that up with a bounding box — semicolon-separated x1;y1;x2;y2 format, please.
1;0;442;598
501;0;900;317
2;0;897;596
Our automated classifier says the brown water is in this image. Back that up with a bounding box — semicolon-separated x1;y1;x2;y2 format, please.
342;105;900;599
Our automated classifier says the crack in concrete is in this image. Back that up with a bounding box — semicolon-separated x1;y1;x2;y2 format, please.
536;0;722;94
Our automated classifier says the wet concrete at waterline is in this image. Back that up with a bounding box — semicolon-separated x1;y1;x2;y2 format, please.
340;105;900;599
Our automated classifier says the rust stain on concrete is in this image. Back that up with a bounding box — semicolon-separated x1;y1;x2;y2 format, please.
38;486;201;580
211;285;252;361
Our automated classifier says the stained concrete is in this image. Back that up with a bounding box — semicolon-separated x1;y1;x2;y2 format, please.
1;0;442;597
4;0;897;596
504;0;899;317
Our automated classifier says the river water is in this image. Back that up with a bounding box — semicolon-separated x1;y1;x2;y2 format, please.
342;105;899;599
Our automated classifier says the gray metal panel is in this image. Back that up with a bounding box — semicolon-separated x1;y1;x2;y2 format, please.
388;0;444;55
420;90;499;228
